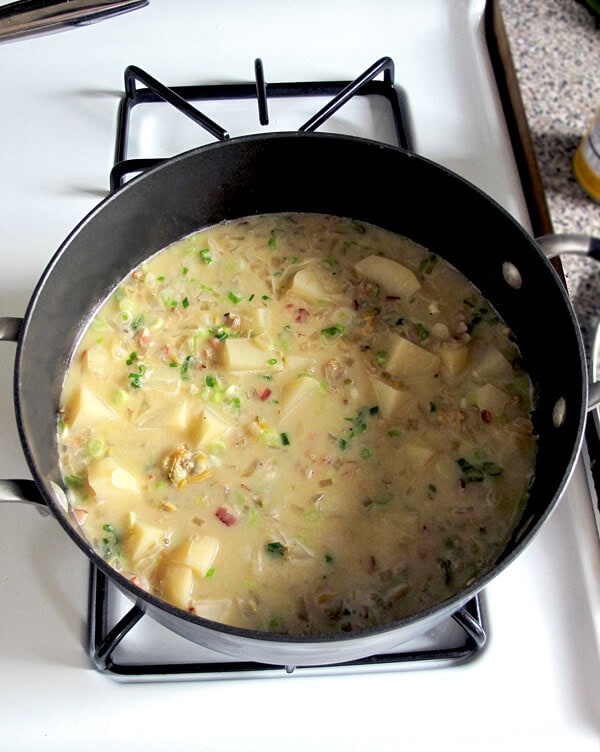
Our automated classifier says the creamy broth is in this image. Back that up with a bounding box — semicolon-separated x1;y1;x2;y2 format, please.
58;213;536;635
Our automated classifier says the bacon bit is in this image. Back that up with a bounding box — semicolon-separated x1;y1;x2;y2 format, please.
216;505;239;526
72;508;88;525
138;326;153;348
481;409;492;424
295;307;309;323
256;387;272;401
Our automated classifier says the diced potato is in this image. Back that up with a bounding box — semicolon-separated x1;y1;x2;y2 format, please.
81;346;111;379
238;307;269;336
280;375;321;416
474;383;510;415
370;377;413;419
219;338;281;371
192;599;231;622
288;266;341;304
161;564;194;609
403;441;436;469
87;457;140;500
472;346;514;383
125;518;166;563
354;255;421;299
189;408;229;448
138;400;188;429
64;385;118;432
385;334;440;378
438;341;469;378
173;535;219;577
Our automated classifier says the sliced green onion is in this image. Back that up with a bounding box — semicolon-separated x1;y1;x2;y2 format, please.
321;323;344;338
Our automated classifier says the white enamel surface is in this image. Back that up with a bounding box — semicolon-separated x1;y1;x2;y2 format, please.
0;1;599;749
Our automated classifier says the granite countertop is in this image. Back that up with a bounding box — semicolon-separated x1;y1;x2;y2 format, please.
500;0;600;355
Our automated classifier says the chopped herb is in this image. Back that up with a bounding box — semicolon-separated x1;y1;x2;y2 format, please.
325;553;335;564
321;323;345;338
125;351;138;366
369;406;379;415
351;220;366;234
414;322;429;340
205;374;217;388
182;296;190;309
228;290;244;304
63;475;83;489
375;351;388;365
457;457;503;483
438;558;453;585
182;267;188;276
267;358;278;366
199;248;212;264
361;447;372;460
266;541;286;557
131;314;144;331
248;293;255;301
87;438;105;458
261;295;270;301
128;370;144;389
419;253;439;275
180;355;192;380
268;228;283;249
280;432;290;446
429;402;437;413
428;483;437;495
205;567;216;578
387;428;401;438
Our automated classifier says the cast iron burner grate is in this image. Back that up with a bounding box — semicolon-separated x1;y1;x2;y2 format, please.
88;58;488;681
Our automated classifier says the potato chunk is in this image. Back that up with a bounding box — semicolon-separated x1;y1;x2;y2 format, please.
125;518;166;563
438;341;469;378
474;383;510;415
238;307;269;336
87;458;140;500
64;385;118;432
354;255;421;299
173;536;219;577
189;408;229;448
472;346;514;383
138;400;188;429
161;564;194;609
385;334;440;378
370;377;412;419
219;338;280;372
280;375;321;416
403;441;436;469
288;266;341;303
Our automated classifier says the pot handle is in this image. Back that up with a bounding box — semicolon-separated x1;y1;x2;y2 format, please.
0;316;22;342
0;479;48;514
536;234;600;411
0;318;48;512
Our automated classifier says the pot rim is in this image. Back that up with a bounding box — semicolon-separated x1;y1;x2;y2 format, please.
13;131;588;661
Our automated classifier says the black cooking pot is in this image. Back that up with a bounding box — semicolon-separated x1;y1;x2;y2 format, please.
0;132;594;666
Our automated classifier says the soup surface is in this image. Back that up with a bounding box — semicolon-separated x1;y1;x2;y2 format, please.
58;213;536;635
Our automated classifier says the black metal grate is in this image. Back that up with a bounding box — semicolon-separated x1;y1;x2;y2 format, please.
88;58;488;681
110;57;412;190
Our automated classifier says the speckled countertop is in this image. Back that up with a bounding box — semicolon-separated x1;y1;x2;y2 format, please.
500;0;600;354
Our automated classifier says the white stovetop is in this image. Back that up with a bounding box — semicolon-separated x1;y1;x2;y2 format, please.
1;1;600;749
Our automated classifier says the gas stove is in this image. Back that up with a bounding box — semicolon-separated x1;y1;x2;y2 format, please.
1;1;599;749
